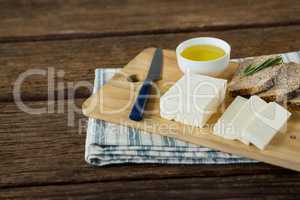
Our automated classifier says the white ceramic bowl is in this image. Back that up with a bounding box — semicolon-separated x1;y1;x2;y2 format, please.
176;37;231;75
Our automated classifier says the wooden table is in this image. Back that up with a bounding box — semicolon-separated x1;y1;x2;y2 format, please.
1;1;300;199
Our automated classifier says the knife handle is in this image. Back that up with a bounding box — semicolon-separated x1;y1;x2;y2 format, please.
129;81;152;121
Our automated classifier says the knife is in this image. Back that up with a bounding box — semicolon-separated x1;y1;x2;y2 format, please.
129;48;163;121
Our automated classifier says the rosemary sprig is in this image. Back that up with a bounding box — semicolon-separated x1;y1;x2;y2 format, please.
243;56;283;76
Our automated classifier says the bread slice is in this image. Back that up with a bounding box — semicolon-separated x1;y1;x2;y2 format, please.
228;55;282;96
258;63;300;102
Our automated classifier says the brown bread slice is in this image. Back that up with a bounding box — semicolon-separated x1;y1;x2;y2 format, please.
258;63;300;102
228;55;282;96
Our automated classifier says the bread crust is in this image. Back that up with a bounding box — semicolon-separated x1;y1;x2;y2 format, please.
229;56;300;110
228;55;282;96
258;63;300;102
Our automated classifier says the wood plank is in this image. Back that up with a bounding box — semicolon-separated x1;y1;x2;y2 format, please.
1;174;300;199
0;0;300;41
0;99;296;188
1;26;300;102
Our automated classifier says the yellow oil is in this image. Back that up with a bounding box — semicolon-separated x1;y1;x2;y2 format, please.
181;44;225;61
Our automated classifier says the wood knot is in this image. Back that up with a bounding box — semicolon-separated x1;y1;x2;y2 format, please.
290;135;297;140
127;74;139;82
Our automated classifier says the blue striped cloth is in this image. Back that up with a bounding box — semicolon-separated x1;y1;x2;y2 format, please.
85;51;300;166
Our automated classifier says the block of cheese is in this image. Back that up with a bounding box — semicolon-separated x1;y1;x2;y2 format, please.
232;95;268;145
213;96;248;139
214;95;267;144
160;74;227;127
243;102;291;150
213;95;292;150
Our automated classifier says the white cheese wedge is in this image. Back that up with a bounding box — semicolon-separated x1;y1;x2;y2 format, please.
214;95;267;144
213;96;248;139
213;95;291;150
243;102;291;150
232;95;268;145
160;74;227;128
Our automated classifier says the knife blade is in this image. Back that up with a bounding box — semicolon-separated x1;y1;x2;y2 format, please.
145;48;163;81
129;48;163;121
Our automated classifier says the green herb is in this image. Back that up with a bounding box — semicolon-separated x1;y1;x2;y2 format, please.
243;56;283;76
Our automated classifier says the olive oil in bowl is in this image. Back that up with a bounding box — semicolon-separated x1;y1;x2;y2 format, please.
176;37;231;75
181;44;225;61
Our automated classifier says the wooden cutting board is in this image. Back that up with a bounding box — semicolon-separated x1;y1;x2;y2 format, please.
82;48;300;172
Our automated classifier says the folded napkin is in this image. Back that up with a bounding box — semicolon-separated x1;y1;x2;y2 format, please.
85;51;300;166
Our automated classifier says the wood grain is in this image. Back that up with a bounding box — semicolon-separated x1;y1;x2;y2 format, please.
1;1;300;197
0;0;299;41
0;99;295;188
1;174;300;199
1;26;300;102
